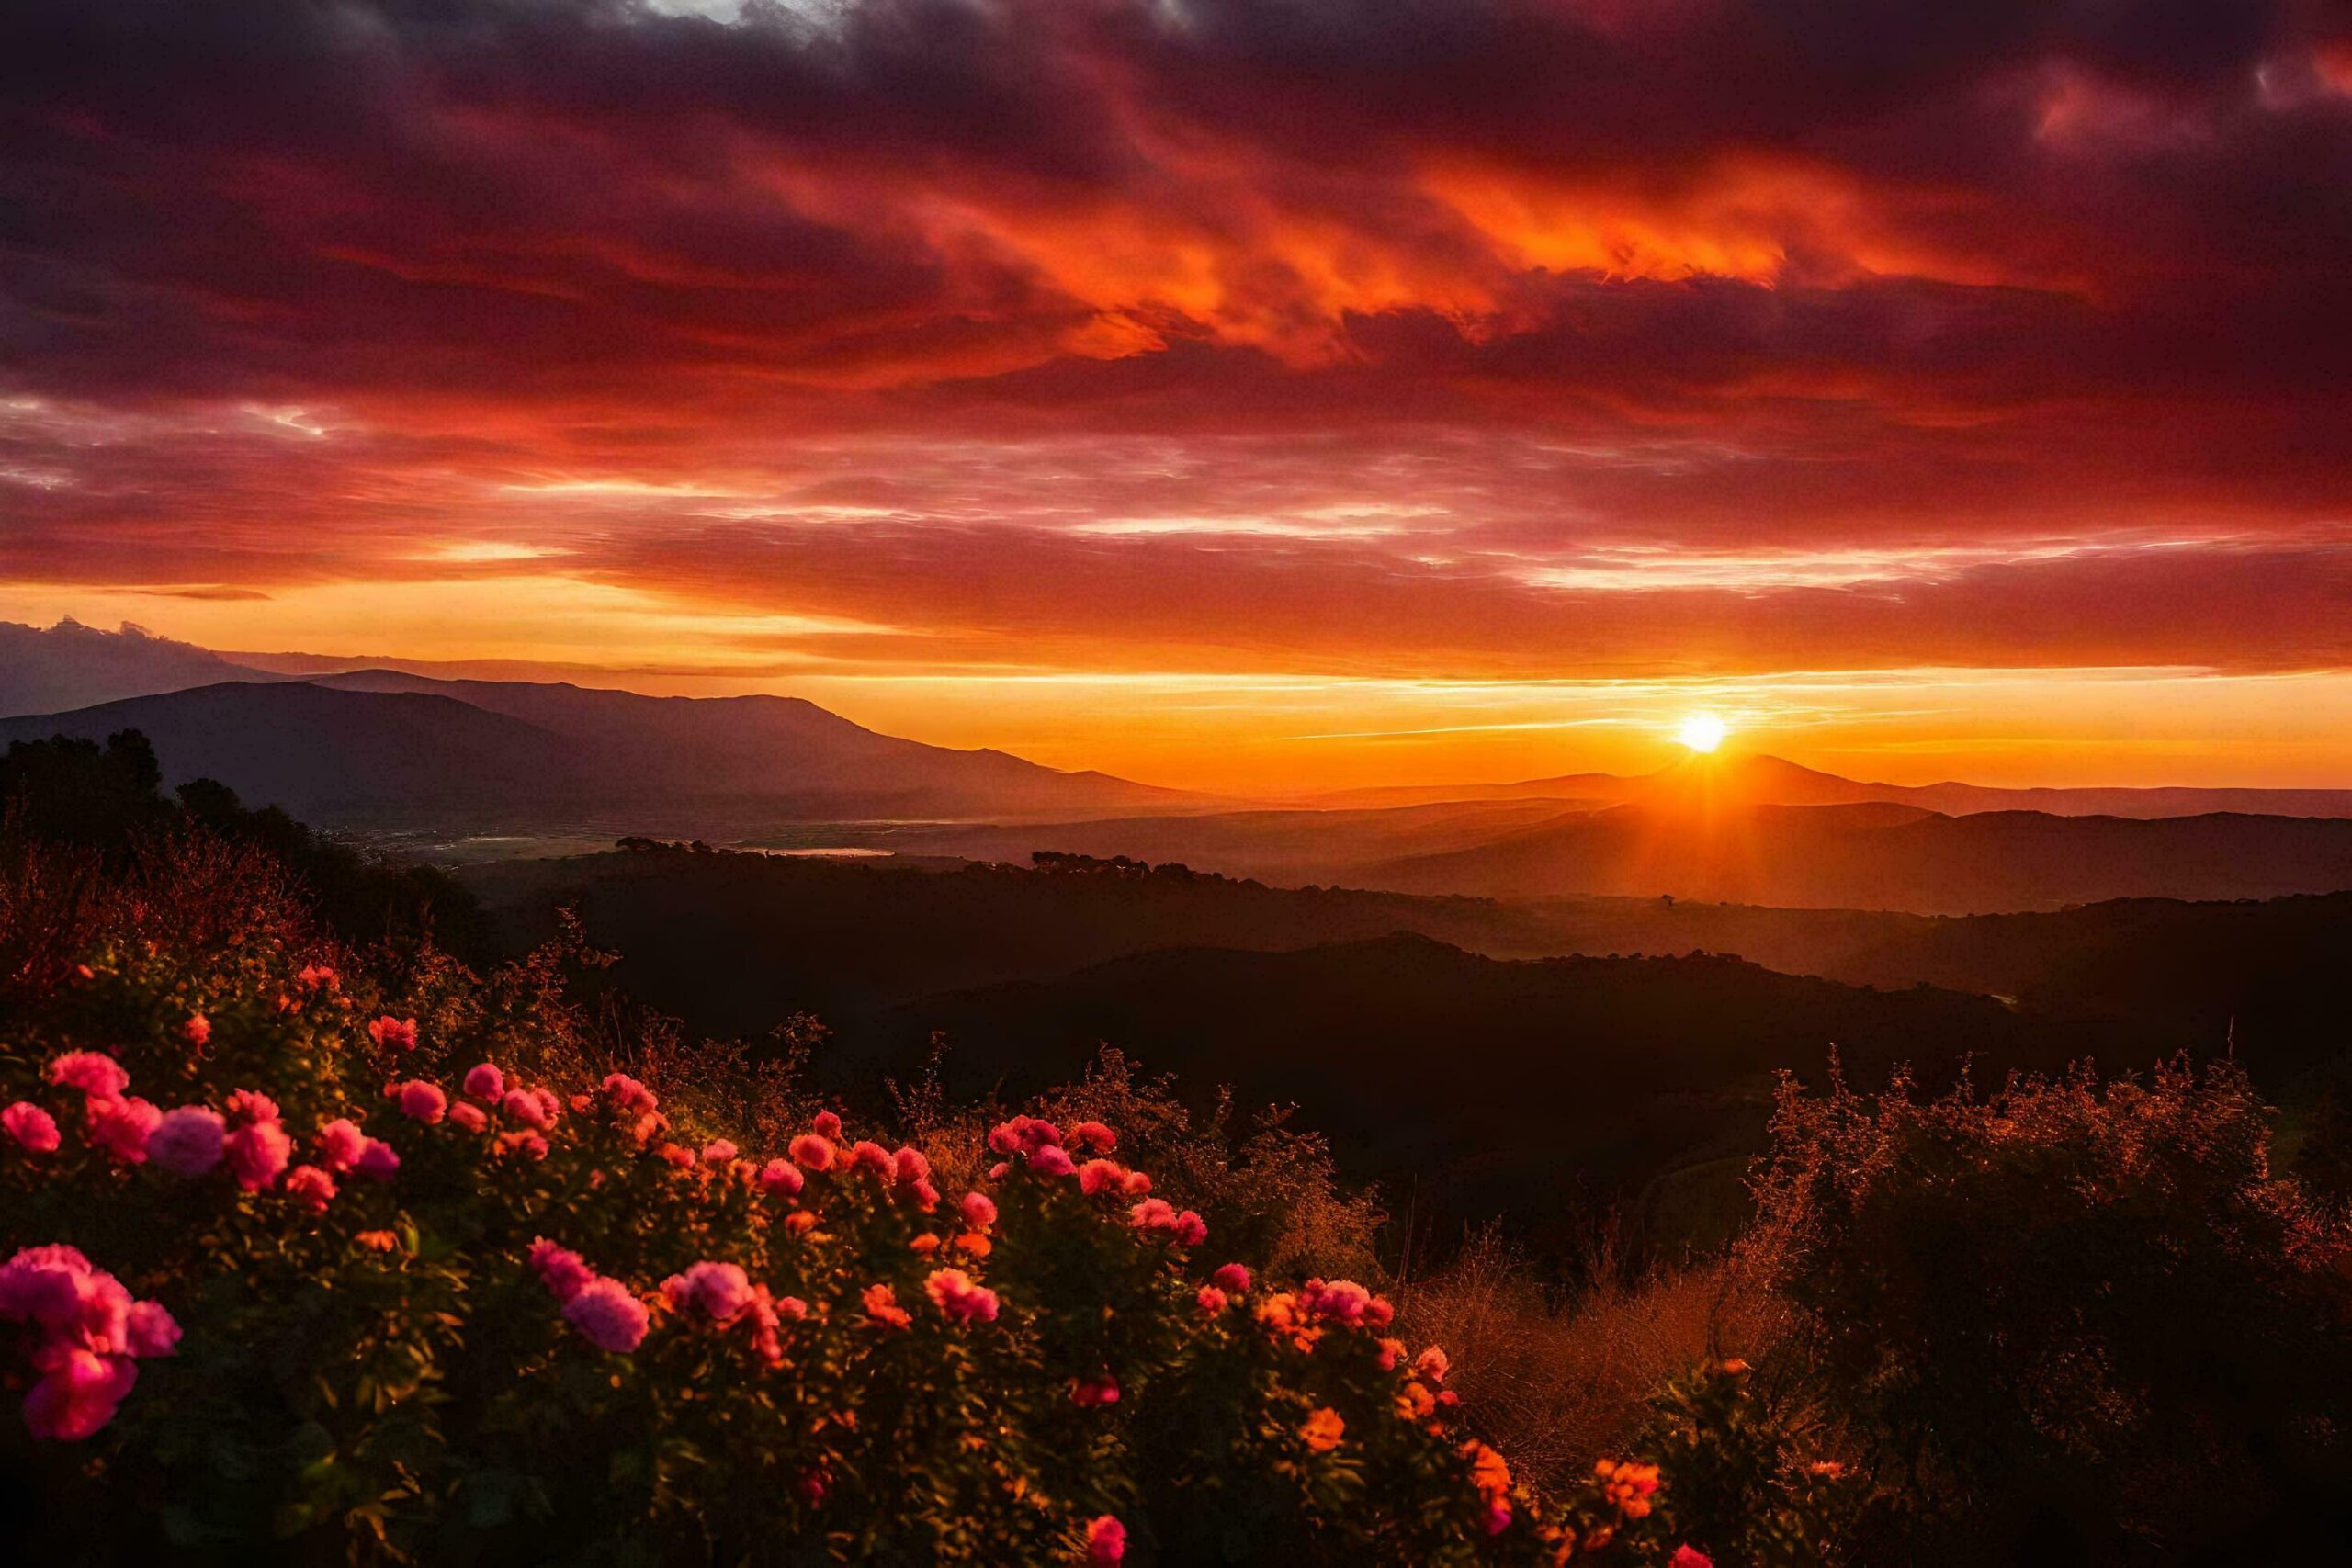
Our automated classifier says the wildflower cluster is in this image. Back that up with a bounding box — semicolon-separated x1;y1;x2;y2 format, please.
0;934;1730;1563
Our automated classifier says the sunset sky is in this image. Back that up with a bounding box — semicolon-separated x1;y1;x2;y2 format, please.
6;1;2352;792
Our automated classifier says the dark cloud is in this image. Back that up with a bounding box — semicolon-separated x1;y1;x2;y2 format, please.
4;0;2350;681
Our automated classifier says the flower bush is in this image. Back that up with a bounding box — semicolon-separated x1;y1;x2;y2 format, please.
0;929;1750;1564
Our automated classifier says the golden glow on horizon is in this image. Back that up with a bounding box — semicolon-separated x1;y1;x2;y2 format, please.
11;582;2352;796
1678;714;1729;753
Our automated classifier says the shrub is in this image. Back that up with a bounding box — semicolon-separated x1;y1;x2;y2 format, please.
0;928;1737;1564
1750;1057;2352;1559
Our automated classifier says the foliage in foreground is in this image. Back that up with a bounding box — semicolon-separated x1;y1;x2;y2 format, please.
0;904;1770;1563
1750;1056;2352;1560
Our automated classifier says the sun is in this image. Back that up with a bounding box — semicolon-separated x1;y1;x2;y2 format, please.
1677;714;1729;753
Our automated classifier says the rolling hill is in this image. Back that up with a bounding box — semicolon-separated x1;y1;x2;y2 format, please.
0;676;1201;828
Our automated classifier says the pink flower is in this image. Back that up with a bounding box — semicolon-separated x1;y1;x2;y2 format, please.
1196;1285;1229;1315
23;1347;139;1441
960;1191;997;1230
529;1240;596;1303
988;1115;1063;1155
396;1081;447;1124
788;1134;835;1172
758;1158;805;1198
662;1261;755;1324
812;1111;842;1140
500;1087;558;1130
1082;1514;1126;1564
600;1073;659;1114
356;1138;401;1181
1029;1144;1077;1179
223;1089;278;1124
988;1160;1011;1180
892;1146;931;1184
147;1106;227;1177
85;1096;161;1164
1071;1120;1117;1153
1128;1200;1206;1247
315;1118;369;1172
1212;1263;1252;1295
1302;1279;1374;1325
449;1102;489;1133
1668;1550;1713;1568
462;1062;505;1101
285;1164;337;1213
496;1130;548;1161
1480;1497;1512;1535
923;1268;1001;1325
848;1140;894;1179
0;1245;102;1332
47;1052;128;1099
1415;1347;1450;1384
1070;1374;1120;1407
563;1278;650;1353
181;1013;211;1046
126;1300;180;1358
861;1283;912;1331
3;1102;60;1156
368;1015;419;1052
701;1139;738;1165
223;1118;292;1191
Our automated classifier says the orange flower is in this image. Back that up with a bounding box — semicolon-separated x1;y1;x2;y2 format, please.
785;1211;820;1236
356;1230;400;1253
1303;1406;1345;1452
1593;1458;1660;1519
954;1231;992;1257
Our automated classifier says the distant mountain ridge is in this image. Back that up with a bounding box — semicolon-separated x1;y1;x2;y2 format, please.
0;675;1202;829
0;619;261;716
1310;750;2352;819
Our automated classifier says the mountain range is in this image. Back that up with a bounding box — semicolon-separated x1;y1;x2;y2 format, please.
9;619;2352;911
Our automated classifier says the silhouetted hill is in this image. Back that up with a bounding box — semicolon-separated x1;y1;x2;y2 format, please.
1311;750;2352;818
462;845;1560;1036
1364;802;2352;911
869;934;2144;1244
0;682;597;821
0;619;260;716
0;676;1199;829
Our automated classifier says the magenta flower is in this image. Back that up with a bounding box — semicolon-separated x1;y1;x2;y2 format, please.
600;1073;659;1114
960;1190;997;1230
563;1278;650;1353
462;1063;504;1101
396;1081;447;1124
1083;1514;1127;1563
1070;1374;1120;1407
500;1087;557;1130
47;1051;129;1099
662;1261;755;1324
148;1106;227;1177
126;1300;181;1358
1212;1263;1252;1295
1029;1144;1077;1179
528;1240;596;1303
285;1164;337;1213
356;1138;401;1181
223;1118;292;1192
2;1102;61;1156
923;1268;1001;1325
314;1118;369;1172
23;1348;138;1442
85;1096;161;1165
758;1158;805;1198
